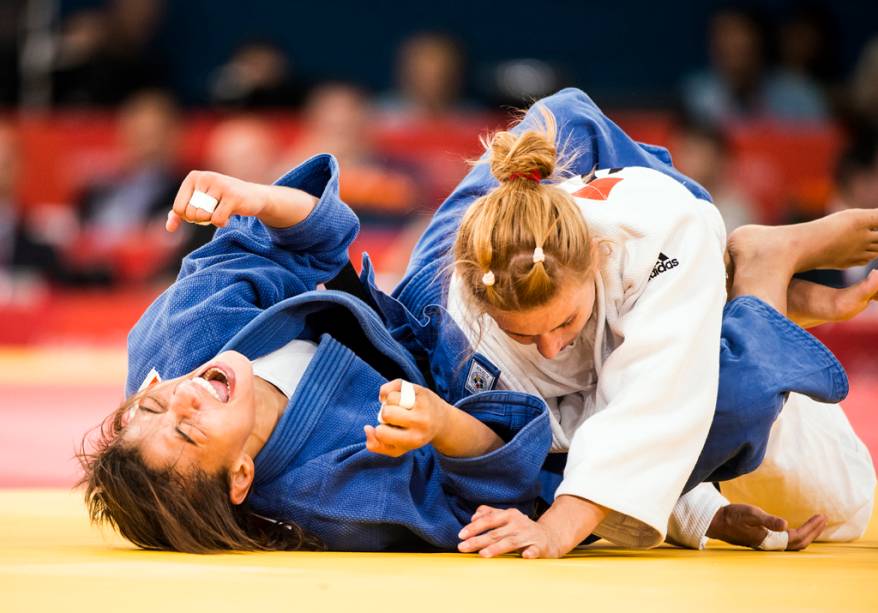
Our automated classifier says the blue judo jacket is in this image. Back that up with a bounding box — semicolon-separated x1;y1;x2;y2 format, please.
126;154;552;551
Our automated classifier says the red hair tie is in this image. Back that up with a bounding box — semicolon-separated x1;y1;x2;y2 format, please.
507;170;542;183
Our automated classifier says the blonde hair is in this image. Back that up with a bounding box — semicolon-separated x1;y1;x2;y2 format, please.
453;107;596;313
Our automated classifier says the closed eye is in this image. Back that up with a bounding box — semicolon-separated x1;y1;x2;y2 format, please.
137;392;166;415
176;427;196;446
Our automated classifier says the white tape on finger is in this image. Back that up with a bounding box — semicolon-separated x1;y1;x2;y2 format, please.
399;380;416;409
188;190;218;225
377;381;415;425
190;190;218;213
756;529;789;551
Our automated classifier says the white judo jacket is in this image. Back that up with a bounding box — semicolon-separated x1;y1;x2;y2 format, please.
449;166;728;547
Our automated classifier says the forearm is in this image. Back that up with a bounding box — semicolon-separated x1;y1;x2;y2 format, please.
432;405;503;458
257;185;320;229
537;495;608;554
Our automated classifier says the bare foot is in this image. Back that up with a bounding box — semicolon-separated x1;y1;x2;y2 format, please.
726;226;794;313
788;271;878;328
729;209;878;275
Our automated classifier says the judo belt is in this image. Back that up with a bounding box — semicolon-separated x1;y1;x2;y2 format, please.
323;260;437;391
325;260;382;314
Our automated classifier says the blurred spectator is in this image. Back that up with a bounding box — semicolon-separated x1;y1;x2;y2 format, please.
778;5;838;87
795;127;878;288
52;0;169;107
284;82;421;227
483;58;565;108
209;40;307;110
205;116;282;184
0;1;24;106
834;128;878;284
832;128;878;214
671;120;759;230
379;32;474;120
68;89;208;285
681;7;827;125
0;122;63;278
848;36;878;130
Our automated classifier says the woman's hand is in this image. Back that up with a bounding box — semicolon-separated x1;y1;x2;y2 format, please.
364;379;503;458
707;503;827;551
457;506;564;558
166;170;317;232
364;380;449;457
458;496;607;558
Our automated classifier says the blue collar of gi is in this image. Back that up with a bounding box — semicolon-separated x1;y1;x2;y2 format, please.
220;290;427;485
249;333;358;487
356;253;500;403
220;288;425;385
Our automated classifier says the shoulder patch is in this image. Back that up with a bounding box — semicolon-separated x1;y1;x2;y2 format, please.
572;176;623;201
464;355;498;394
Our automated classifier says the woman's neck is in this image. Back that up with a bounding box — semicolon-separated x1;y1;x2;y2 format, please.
243;376;289;458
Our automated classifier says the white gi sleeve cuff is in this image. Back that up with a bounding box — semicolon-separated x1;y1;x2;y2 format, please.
667;483;729;550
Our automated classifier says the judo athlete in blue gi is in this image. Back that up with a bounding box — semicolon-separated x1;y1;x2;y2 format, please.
383;88;877;558
79;154;555;553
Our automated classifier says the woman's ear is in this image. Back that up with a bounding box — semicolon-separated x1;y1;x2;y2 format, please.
227;454;255;505
588;237;607;273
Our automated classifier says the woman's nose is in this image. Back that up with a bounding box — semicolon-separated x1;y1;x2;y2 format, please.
168;380;202;417
536;334;565;360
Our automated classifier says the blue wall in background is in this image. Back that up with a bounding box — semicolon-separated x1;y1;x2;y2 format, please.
61;0;878;106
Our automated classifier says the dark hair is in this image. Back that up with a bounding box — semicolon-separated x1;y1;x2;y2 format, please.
678;116;730;154
78;401;323;553
835;126;878;191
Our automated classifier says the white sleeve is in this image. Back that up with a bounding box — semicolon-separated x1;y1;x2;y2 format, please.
557;203;727;548
666;483;729;549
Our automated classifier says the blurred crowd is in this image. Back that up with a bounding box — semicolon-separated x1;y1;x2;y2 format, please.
0;0;876;293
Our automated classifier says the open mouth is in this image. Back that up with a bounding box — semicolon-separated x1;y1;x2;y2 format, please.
192;364;233;403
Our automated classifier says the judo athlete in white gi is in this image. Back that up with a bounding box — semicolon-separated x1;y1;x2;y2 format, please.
385;89;877;557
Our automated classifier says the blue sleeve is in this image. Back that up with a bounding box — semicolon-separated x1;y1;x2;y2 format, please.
393;87;710;314
254;391;551;551
433;391;552;514
126;154;359;395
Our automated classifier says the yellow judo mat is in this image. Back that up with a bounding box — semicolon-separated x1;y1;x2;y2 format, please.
1;490;876;613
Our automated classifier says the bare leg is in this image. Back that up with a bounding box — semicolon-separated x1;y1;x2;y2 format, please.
787;271;878;328
726;209;878;315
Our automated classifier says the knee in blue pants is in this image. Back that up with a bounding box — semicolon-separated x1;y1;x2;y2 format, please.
684;296;848;492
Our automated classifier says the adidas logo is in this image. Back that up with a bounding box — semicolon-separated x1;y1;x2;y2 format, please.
649;252;680;280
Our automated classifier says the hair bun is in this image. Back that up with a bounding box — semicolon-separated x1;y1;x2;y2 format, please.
486;109;557;186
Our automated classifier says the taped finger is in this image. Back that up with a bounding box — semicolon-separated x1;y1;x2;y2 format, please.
378;404;418;429
188;190;219;225
399;380;416;409
756;529;789;551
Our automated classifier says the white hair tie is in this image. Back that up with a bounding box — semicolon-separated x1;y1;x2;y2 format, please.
481;270;496;286
532;247;545;264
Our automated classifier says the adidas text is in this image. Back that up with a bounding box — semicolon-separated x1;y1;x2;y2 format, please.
649;253;680;280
